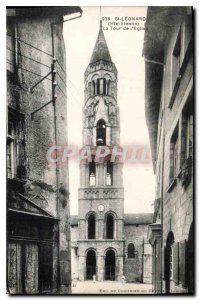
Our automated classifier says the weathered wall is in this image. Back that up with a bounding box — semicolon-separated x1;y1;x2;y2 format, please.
124;224;152;283
7;11;70;293
161;18;193;294
145;8;193;294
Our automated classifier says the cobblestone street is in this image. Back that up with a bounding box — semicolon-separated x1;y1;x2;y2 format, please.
72;281;153;294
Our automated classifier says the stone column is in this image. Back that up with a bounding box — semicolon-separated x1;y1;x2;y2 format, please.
98;218;104;239
78;256;85;281
96;163;100;186
113;163;117;186
106;125;111;145
92;126;96;146
99;163;104;186
116;255;124;281
97;255;104;281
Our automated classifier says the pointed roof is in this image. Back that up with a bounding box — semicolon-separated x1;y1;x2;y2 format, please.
89;21;112;64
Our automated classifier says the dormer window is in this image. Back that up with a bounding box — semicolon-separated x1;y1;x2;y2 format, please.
96;119;106;145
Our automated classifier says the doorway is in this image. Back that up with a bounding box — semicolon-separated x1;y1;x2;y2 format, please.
165;231;174;294
105;249;115;280
86;250;96;280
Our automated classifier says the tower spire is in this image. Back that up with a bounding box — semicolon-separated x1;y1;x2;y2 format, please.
89;19;112;64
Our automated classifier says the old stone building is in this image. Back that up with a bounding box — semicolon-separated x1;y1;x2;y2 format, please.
70;21;153;283
6;7;82;294
143;7;193;294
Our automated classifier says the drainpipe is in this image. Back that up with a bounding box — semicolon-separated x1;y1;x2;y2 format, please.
50;11;82;293
160;64;166;294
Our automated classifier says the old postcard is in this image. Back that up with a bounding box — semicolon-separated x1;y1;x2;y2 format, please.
6;6;194;294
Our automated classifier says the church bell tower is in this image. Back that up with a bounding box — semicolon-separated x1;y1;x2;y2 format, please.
77;21;124;282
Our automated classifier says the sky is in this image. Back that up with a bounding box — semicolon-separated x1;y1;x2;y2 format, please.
63;6;155;215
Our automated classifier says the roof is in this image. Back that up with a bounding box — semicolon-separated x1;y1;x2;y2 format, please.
70;213;153;226
8;192;58;222
89;21;112;64
124;213;153;225
70;215;78;226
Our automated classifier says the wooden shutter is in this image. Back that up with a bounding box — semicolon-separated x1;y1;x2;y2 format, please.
170;142;174;182
173;242;179;284
181;114;187;167
179;240;187;287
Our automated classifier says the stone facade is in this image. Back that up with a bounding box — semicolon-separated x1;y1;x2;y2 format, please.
124;223;152;283
143;7;193;294
6;7;82;294
71;214;153;283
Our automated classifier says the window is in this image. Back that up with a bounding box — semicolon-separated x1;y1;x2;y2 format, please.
7;121;15;178
172;28;182;89
96;79;100;95
7;20;16;73
89;158;96;186
106;161;113;186
128;243;135;258
170;125;179;182
87;214;96;239
172;14;192;92
96;119;106;145
165;231;175;287
181;97;193;166
183;14;193;56
106;214;114;239
7;111;25;179
96;78;108;95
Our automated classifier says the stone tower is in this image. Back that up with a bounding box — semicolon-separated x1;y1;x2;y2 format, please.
77;21;124;282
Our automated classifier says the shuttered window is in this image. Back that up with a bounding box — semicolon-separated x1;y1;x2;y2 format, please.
173;242;179;285
170;125;179;182
179;240;187;287
7;111;25;179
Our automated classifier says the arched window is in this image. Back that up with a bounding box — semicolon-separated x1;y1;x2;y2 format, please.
86;249;96;279
89;158;96;186
105;249;115;280
106;161;113;185
88;214;96;239
96;78;107;95
106;214;114;239
128;243;135;258
97;78;100;95
103;78;106;94
96;119;106;145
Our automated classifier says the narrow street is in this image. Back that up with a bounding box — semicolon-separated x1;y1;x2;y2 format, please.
72;281;153;294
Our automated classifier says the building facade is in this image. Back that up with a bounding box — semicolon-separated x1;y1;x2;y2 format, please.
6;7;82;294
143;7;193;294
70;22;153;283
